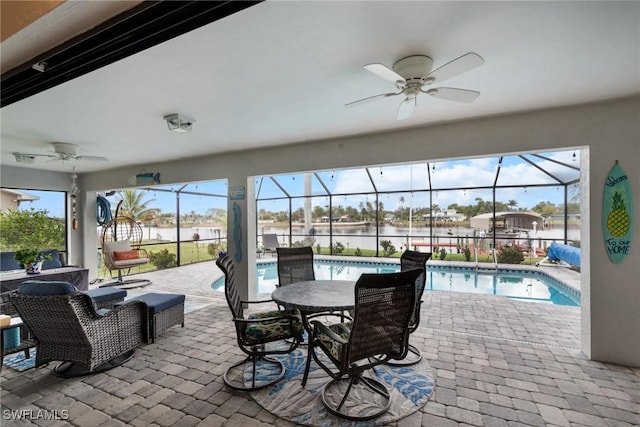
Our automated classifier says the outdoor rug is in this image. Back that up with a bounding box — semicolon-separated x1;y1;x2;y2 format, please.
249;349;435;426
3;348;36;372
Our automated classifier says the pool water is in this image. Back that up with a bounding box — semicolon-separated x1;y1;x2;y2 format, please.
211;260;580;307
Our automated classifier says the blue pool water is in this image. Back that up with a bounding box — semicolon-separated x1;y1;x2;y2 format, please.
211;260;580;307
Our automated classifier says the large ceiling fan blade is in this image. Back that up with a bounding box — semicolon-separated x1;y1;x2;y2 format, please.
345;91;401;108
364;63;406;86
426;52;484;85
425;87;480;103
77;155;109;162
397;98;415;120
12;152;57;158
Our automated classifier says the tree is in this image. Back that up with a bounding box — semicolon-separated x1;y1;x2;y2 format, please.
507;199;518;211
398;196;405;221
0;208;65;251
116;189;160;222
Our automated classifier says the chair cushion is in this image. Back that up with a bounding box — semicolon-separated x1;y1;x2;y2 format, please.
126;293;185;315
317;321;352;360
18;280;78;295
114;250;139;261
1;252;22;271
245;309;303;344
85;288;127;303
39;249;63;269
103;240;132;255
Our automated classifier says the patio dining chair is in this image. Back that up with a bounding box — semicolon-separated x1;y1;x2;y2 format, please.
216;253;304;391
276;246;315;286
301;268;421;421
391;249;432;365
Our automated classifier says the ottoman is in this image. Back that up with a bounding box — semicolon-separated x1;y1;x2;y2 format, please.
119;293;185;343
85;288;127;310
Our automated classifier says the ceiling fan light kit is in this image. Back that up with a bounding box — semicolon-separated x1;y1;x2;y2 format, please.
347;52;484;120
164;114;194;133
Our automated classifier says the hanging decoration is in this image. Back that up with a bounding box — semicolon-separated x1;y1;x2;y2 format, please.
602;160;634;263
128;169;160;186
70;168;80;230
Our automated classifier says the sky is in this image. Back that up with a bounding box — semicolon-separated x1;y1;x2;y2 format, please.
17;149;580;219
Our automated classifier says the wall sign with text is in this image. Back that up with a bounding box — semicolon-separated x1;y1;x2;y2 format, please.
602;161;634;263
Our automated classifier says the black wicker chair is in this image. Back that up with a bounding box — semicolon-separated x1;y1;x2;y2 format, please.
216;254;304;391
302;269;421;421
8;282;147;377
390;250;432;366
276;246;315;286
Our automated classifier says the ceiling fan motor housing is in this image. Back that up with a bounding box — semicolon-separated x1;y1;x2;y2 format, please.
52;142;79;156
393;55;433;85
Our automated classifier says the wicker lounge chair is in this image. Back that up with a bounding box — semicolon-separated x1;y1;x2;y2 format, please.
302;269;421;421
9;281;147;377
216;253;304;391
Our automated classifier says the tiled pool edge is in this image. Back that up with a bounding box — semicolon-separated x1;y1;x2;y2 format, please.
428;260;581;303
255;256;582;304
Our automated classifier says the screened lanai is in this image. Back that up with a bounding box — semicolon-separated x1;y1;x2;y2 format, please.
256;149;581;260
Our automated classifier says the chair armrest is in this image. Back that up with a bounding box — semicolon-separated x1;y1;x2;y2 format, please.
241;298;276;305
311;320;349;345
234;311;300;325
137;248;149;258
88;299;147;344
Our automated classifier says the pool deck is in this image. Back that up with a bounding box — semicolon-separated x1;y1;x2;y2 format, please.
2;259;639;426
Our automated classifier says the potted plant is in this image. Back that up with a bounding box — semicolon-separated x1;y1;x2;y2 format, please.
14;249;52;274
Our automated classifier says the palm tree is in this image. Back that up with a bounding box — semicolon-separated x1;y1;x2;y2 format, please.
116;189;160;222
507;199;518;211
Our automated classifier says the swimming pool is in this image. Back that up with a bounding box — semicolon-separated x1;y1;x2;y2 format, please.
211;259;580;307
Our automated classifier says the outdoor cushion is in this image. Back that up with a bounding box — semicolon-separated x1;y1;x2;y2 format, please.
0;252;22;271
245;309;304;344
103;240;132;255
316;321;352;360
85;288;127;304
18;280;78;296
126;293;185;315
114;250;139;261
39;249;63;269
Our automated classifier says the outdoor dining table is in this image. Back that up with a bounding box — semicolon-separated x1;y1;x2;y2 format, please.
271;280;356;332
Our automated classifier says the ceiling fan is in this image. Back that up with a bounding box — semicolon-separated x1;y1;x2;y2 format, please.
13;142;108;164
346;52;484;120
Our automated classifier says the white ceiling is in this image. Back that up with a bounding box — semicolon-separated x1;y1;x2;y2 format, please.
1;1;639;173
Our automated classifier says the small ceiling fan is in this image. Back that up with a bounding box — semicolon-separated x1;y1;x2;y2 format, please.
13;142;108;164
346;52;484;120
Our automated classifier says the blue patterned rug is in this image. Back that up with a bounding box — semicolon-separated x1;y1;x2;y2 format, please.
3;348;36;372
249;349;435;426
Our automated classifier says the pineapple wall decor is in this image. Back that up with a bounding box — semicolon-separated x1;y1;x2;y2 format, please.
602;161;634;263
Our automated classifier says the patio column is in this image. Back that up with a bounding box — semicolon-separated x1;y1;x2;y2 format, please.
225;174;258;302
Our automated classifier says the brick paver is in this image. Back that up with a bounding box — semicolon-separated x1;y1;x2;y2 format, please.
1;263;637;426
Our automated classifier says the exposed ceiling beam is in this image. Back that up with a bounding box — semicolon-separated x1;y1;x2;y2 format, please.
1;0;262;107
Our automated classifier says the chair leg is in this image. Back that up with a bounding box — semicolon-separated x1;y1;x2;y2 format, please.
52;349;135;378
301;338;314;387
321;373;392;421
387;342;422;366
224;355;285;391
